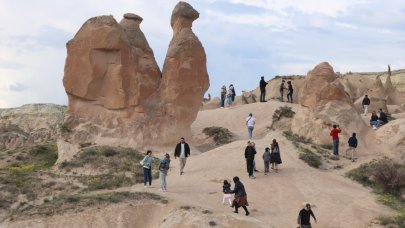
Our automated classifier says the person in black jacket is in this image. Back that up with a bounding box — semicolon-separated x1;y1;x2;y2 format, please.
346;133;358;162
174;137;190;175
259;76;268;102
297;203;317;228
362;95;370;115
244;141;257;179
287;81;294;103
378;109;388;125
230;176;250;216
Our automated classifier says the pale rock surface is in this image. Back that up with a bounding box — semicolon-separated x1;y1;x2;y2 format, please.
61;2;209;161
374;119;405;157
292;62;366;145
0;104;65;150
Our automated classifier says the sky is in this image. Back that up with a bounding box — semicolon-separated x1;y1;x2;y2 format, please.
1;0;405;108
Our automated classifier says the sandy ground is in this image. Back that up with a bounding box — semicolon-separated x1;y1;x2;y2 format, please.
3;101;397;228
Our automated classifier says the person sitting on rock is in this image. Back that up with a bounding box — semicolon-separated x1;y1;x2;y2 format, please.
378;109;388;125
370;111;379;129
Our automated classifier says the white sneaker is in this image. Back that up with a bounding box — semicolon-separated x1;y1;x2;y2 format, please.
144;185;148;188
372;125;377;130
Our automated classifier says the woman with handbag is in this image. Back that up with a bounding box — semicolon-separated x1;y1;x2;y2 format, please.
140;150;154;188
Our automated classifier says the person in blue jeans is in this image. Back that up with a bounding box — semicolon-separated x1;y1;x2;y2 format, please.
246;113;255;140
140;150;154;188
329;125;341;156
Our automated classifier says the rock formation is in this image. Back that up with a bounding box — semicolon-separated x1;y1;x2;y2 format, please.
0;104;65;150
61;2;209;161
291;62;366;144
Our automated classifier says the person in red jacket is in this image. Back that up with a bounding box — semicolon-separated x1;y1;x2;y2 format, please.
329;125;341;156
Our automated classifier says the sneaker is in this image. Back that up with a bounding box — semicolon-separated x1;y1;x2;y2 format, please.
246;212;250;216
372;125;377;130
180;171;184;175
158;188;163;191
144;185;148;188
249;176;256;179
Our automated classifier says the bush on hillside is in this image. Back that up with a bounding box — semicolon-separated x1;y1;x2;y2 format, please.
373;159;405;196
298;148;322;168
272;106;295;122
202;127;233;145
283;130;312;144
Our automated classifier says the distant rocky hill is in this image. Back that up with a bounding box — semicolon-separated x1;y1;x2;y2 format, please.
0;104;65;150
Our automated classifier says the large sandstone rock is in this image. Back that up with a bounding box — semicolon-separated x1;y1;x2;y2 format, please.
61;2;209;161
375;119;405;156
0;104;65;150
291;62;366;145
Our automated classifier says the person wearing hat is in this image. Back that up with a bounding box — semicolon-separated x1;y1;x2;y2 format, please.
246;113;255;140
297;203;317;228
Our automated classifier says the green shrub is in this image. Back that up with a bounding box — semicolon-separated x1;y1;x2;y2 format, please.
373;159;405;196
346;160;377;187
283;131;312;144
272;106;295;122
60;122;71;133
203;127;233;145
299;148;322;168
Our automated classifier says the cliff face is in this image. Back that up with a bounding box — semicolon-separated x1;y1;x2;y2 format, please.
0;104;66;150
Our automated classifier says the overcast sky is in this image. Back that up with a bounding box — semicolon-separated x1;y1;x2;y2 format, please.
1;0;404;108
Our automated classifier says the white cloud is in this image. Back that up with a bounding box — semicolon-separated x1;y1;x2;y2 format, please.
0;0;405;108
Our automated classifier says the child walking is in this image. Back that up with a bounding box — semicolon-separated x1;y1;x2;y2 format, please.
222;180;233;206
263;147;271;175
158;153;171;191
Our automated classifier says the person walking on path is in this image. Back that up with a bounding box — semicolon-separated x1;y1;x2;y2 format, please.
140;150;154;188
222;180;233;206
329;125;341;156
230;176;250;216
220;85;227;108
230;84;236;102
297;203;317;228
270;139;282;172
174;137;190;175
246;113;255;140
263;147;271;175
245;141;257;179
362;95;370;115
259;76;268;102
158;153;171;191
346;133;358;162
287;81;294;103
280;80;286;102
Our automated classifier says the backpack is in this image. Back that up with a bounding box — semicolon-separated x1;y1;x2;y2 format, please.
159;161;168;170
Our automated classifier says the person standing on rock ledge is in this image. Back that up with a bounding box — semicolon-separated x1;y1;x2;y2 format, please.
329;125;341;156
259;76;268;102
362;95;370;115
280;80;287;102
287;81;294;103
174;137;190;175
